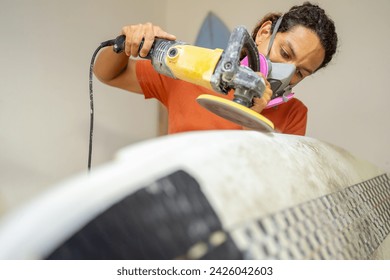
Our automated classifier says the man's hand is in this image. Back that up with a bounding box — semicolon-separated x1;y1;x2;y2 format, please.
121;23;176;58
250;73;272;113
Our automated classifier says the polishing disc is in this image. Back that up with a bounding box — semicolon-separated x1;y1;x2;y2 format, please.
197;94;274;132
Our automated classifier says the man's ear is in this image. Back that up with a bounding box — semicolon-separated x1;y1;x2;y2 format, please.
255;20;272;45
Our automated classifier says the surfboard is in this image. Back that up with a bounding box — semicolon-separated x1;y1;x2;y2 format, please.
0;131;388;259
194;11;231;48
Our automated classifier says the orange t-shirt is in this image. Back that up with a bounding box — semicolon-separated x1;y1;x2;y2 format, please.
136;60;308;135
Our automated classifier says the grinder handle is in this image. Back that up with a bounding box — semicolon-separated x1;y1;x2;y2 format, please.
112;34;155;59
223;25;260;72
240;32;260;73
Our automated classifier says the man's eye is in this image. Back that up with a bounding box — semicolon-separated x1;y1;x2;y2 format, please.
295;69;303;79
280;48;290;59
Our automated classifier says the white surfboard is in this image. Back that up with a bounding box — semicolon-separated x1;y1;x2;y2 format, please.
0;131;388;259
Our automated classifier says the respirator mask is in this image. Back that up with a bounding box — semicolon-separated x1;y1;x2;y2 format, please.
242;15;296;109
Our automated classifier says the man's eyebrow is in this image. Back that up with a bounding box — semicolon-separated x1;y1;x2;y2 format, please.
285;40;315;75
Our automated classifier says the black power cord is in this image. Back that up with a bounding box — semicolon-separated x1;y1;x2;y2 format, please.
88;36;126;171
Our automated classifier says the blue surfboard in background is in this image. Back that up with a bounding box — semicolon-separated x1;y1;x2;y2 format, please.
195;11;231;49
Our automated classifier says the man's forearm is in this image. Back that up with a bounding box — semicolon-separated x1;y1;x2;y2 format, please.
93;47;129;83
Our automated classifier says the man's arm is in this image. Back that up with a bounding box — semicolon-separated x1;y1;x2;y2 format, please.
93;23;176;94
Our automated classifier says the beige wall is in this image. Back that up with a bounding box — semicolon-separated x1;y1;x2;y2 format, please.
1;0;389;211
0;0;166;210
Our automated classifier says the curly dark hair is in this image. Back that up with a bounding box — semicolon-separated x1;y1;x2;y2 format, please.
251;2;338;71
